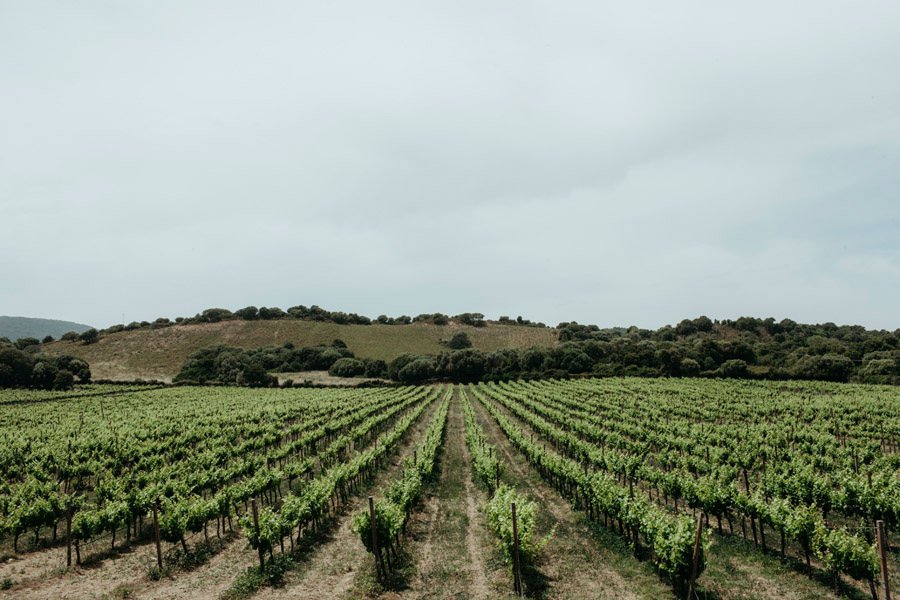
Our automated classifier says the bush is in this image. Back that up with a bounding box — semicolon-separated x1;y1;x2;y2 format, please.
79;329;100;344
14;337;41;351
363;359;387;378
328;358;366;377
234;306;259;320
446;331;472;349
679;358;701;377
398;358;436;383
31;361;59;390
717;359;749;379
792;354;854;382
53;369;75;390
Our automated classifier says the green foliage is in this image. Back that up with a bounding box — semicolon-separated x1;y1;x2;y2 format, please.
486;484;547;564
792;354;855;382
174;344;357;385
397;358;436;384
446;331;472;350
353;395;450;564
79;329;99;345
328;358;366;378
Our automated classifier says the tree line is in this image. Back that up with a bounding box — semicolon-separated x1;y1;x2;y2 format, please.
0;340;92;390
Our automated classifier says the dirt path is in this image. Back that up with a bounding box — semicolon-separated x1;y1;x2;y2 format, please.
249;394;443;600
2;538;158;600
393;386;495;599
137;533;256;600
470;391;670;600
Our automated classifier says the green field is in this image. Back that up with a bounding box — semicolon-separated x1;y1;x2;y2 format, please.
0;378;897;599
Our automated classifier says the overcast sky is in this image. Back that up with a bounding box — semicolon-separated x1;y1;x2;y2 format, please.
2;1;899;330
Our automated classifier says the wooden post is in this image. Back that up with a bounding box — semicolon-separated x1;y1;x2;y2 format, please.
369;496;382;581
512;502;523;597
152;502;163;570
251;498;264;572
687;513;704;600
877;520;892;600
65;507;72;568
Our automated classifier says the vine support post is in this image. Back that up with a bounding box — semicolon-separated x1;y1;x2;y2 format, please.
687;512;704;600
251;498;264;573
877;519;891;600
65;505;72;568
152;501;163;570
512;502;523;598
369;496;382;582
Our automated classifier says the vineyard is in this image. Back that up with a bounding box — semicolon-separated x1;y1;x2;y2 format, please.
0;378;897;599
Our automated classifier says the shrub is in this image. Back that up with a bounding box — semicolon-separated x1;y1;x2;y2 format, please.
398;358;436;383
53;369;75;390
717;359;749;379
792;354;854;382
446;331;472;350
328;358;366;378
14;337;41;351
79;329;100;344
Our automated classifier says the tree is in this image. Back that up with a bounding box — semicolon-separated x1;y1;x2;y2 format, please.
79;329;99;345
388;353;421;380
446;349;487;382
234;306;259;320
197;308;233;323
717;359;749;379
398;358;436;383
363;358;387;378
0;347;35;386
446;331;472;349
328;358;366;377
42;335;54;344
31;361;59;390
14;337;41;351
56;356;91;382
679;358;701;377
792;354;854;382
53;369;75;390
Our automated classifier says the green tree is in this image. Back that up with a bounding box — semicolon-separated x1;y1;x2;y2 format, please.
446;331;472;349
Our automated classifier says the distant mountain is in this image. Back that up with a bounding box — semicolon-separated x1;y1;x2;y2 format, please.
0;316;93;341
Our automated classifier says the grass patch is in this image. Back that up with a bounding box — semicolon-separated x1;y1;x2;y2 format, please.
221;554;294;600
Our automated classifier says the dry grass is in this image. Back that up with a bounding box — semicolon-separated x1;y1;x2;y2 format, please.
42;322;558;381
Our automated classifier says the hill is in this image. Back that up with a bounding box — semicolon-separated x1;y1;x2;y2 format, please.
0;316;93;341
42;320;558;382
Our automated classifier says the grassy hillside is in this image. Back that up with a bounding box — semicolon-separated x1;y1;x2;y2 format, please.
0;316;93;341
43;320;558;381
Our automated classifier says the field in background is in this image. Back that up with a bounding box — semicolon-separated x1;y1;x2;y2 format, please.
41;320;558;382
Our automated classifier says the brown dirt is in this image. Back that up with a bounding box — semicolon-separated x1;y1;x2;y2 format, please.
2;538;157;600
137;535;257;600
460;431;494;599
395;394;485;599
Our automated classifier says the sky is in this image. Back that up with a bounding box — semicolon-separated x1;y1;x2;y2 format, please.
2;1;899;331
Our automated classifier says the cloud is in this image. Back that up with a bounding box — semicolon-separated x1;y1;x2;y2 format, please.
1;1;898;329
